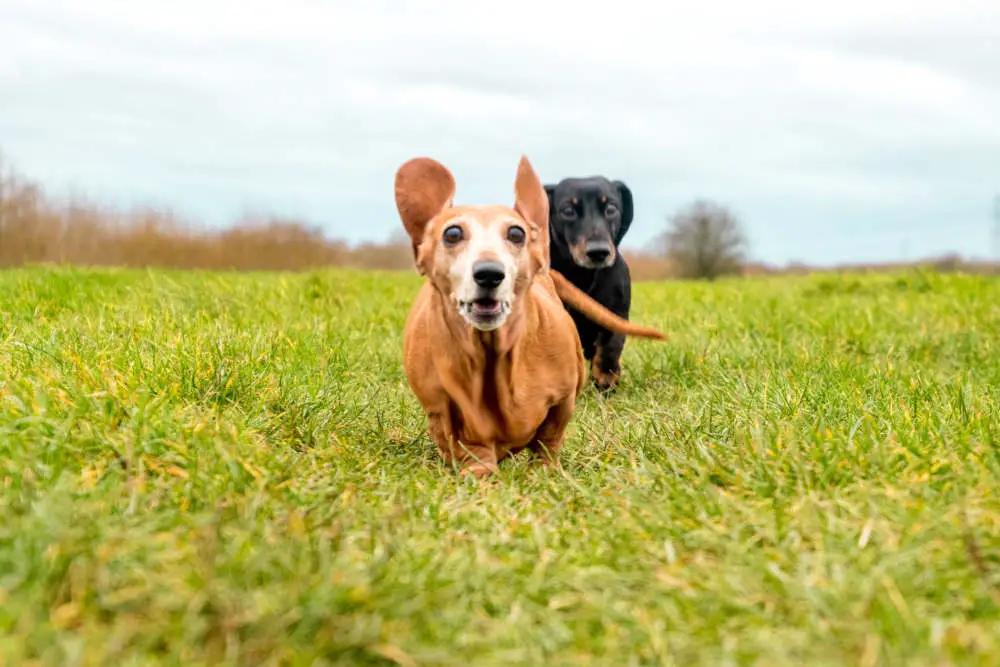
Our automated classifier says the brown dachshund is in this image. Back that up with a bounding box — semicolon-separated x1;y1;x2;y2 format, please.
394;154;666;478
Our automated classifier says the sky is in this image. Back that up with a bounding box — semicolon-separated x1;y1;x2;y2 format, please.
1;0;998;266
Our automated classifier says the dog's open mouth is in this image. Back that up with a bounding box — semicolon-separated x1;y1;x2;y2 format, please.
458;296;510;330
471;297;501;316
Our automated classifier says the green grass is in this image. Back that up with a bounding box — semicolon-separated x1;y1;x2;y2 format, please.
2;266;1000;666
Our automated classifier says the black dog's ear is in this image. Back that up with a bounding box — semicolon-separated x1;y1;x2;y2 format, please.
612;180;633;245
543;184;557;217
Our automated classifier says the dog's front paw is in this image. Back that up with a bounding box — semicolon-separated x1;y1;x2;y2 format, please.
461;461;499;479
537;457;563;474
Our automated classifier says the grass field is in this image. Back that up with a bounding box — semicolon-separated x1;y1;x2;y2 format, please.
2;266;999;666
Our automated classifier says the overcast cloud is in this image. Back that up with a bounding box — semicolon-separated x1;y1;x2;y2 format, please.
1;0;998;265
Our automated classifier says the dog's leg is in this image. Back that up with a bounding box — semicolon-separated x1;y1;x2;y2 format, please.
528;399;574;469
427;412;458;464
591;331;626;391
457;445;499;479
427;411;498;478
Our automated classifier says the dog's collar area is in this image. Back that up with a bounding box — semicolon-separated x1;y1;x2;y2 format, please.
553;260;609;294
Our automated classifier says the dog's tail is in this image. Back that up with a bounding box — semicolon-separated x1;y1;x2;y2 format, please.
550;270;667;340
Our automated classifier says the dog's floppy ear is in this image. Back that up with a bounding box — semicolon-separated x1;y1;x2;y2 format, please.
514;155;550;270
543;184;557;216
394;157;456;265
611;180;633;245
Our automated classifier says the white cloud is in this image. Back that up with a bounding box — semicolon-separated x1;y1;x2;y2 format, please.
1;0;998;264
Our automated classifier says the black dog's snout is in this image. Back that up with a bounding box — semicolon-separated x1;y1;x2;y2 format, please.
585;241;612;264
472;260;506;288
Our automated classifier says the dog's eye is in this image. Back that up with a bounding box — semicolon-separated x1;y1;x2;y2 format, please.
506;226;526;245
442;225;464;246
605;204;618;216
560;205;576;218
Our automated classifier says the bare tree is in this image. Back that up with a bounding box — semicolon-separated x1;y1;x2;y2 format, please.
655;199;749;280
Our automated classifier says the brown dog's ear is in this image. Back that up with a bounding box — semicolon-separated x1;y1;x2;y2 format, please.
513;155;550;270
394;157;456;265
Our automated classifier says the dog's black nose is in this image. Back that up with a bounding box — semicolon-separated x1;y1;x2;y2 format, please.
585;241;612;264
472;260;506;288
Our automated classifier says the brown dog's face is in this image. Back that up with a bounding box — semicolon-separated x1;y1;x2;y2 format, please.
421;205;536;331
394;156;550;332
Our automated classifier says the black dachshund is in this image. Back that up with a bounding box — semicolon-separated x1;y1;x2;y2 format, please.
544;176;637;391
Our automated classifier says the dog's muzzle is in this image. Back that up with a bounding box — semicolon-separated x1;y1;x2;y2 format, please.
584;241;613;266
458;259;511;330
572;239;615;269
472;260;506;289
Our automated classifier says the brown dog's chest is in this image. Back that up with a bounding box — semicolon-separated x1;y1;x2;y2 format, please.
403;281;585;461
438;352;559;450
